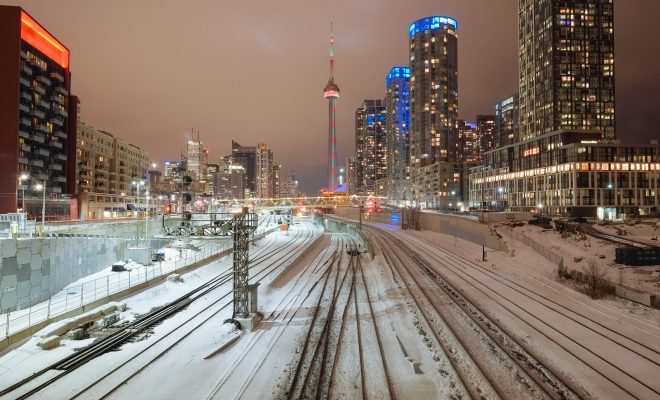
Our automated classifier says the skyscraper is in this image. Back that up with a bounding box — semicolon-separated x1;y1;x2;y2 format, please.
476;115;496;157
355;100;386;195
457;120;479;164
186;136;204;181
0;6;78;215
385;67;411;205
323;24;340;192
494;94;519;148
518;0;615;140
231;140;256;197
408;16;460;206
256;143;273;198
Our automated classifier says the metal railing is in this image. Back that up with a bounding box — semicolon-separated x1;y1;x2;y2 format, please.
0;241;231;340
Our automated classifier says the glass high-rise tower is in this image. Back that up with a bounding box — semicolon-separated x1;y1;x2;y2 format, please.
518;0;615;140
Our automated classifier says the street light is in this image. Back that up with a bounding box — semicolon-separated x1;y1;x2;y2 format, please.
538;203;544;217
35;182;45;231
497;187;504;211
18;174;29;212
451;190;457;211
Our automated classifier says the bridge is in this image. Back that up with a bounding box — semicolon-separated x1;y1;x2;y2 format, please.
213;195;387;209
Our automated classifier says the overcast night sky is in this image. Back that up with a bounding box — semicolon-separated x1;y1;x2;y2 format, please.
5;0;660;195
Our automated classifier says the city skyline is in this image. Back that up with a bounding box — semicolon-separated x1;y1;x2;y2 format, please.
3;0;659;195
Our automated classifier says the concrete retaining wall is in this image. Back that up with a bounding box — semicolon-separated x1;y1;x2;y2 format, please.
334;207;401;226
0;236;173;313
418;213;507;251
478;212;532;224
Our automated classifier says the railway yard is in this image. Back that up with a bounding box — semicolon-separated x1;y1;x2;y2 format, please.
1;217;659;399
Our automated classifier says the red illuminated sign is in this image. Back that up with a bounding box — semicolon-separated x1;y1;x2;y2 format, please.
20;11;69;69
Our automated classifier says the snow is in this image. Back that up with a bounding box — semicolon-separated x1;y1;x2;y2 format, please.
498;222;660;295
2;215;659;399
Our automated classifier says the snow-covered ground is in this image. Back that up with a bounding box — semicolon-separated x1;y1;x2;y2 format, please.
0;221;323;395
2;217;658;399
497;222;660;294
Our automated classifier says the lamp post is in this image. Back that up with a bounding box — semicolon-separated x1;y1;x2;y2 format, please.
132;180;143;244
451;190;457;212
18;174;28;212
538;203;544;217
497;187;504;211
35;181;45;232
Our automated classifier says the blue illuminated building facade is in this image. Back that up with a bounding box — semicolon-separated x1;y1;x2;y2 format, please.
385;67;411;205
408;16;460;207
355;99;387;195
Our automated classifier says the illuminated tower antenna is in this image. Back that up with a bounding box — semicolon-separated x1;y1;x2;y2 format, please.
323;22;340;192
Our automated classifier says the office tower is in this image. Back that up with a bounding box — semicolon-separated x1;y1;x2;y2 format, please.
518;0;615;140
408;16;460;207
231;140;257;197
206;163;219;195
217;156;246;200
494;94;519;148
0;6;78;215
323;24;340;192
385;67;411;205
355;100;387;195
476;115;496;156
186;138;203;180
256;143;273;198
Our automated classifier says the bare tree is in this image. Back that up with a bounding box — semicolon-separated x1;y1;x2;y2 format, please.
582;258;608;298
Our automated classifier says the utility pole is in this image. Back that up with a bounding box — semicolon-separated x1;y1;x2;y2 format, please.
359;205;363;231
40;180;45;231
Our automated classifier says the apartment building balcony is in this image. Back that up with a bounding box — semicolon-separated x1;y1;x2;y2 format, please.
56;154;67;161
38;100;50;110
36;173;49;181
20;144;31;152
55;176;67;183
50;71;64;82
50;116;64;126
36;148;49;157
95;174;108;182
79;161;91;170
32;109;45;119
31;134;46;144
51;185;62;194
18;157;29;165
55;108;68;117
50;163;63;171
35;124;48;133
51;141;63;149
21;64;33;75
54;130;67;139
36;75;51;86
54;86;68;96
20;117;31;127
30;159;44;167
31;85;46;95
18;129;30;139
20;51;28;60
20;77;30;87
21;91;32;101
19;103;30;113
51;94;64;104
28;58;46;71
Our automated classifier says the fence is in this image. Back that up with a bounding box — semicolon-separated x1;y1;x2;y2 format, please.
504;228;564;267
0;241;231;340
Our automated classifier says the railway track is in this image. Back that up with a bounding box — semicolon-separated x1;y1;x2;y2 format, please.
399;229;660;399
367;225;581;400
0;222;319;400
282;234;394;400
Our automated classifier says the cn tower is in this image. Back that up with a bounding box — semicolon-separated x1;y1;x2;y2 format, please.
323;23;340;192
